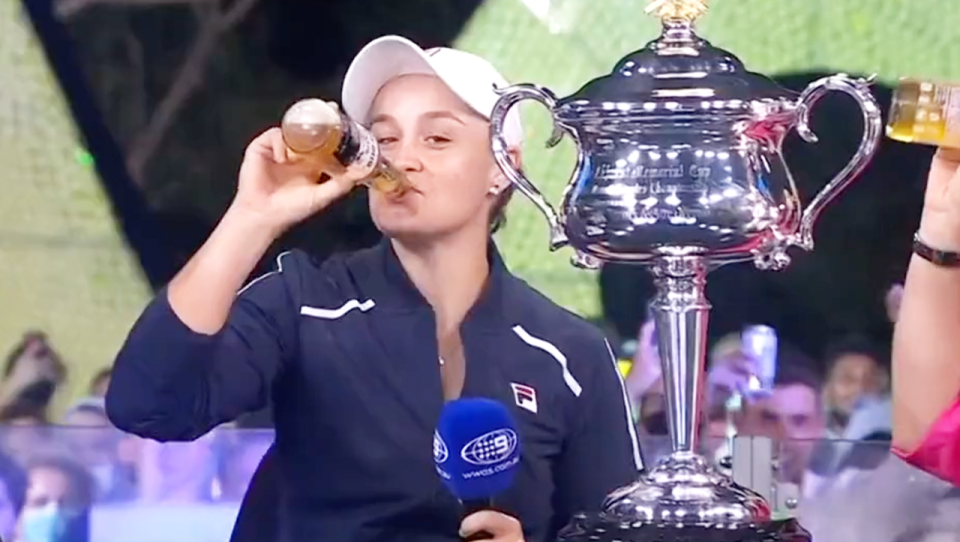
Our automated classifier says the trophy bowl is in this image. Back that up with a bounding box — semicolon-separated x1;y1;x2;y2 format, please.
490;1;881;273
489;0;882;540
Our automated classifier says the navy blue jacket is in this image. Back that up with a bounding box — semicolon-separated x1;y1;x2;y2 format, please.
106;240;643;542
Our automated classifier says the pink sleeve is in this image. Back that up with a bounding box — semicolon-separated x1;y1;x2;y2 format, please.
892;397;960;487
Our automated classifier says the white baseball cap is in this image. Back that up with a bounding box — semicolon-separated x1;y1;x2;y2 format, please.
342;35;524;148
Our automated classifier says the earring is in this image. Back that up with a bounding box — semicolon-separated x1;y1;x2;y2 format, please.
489;186;502;196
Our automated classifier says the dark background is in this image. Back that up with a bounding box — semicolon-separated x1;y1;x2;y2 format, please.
30;0;933;367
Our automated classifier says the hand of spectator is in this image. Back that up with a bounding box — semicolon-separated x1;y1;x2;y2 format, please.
885;283;904;324
232;124;371;233
624;320;660;403
3;336;60;396
706;349;762;407
918;147;960;250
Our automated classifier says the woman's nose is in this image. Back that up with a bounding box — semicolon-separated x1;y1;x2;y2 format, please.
385;140;423;172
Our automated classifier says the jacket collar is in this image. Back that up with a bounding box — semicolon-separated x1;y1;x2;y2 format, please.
368;238;509;328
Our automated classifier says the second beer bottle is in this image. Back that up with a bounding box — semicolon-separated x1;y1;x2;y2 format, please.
887;78;960;149
280;99;410;196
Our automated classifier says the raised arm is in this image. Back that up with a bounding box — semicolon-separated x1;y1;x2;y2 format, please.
892;149;960;477
106;247;296;441
106;126;368;441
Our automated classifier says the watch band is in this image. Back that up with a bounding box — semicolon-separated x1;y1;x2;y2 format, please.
913;232;960;267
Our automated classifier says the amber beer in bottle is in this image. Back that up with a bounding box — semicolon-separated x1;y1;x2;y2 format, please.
887;78;960;149
280;99;409;195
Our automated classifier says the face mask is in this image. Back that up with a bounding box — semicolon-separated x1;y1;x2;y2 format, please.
20;503;68;542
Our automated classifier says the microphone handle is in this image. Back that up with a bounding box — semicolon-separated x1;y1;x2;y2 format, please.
461;499;494;541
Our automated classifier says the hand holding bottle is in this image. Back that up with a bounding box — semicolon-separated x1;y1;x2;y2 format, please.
166;100;396;335
232;117;373;233
706;349;762;409
887;79;960;250
916;148;960;251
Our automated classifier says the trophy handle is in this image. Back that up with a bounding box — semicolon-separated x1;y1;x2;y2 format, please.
490;83;569;250
791;73;883;251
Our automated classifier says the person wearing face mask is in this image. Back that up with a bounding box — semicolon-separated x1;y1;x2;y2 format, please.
105;35;643;542
61;398;135;503
15;458;92;542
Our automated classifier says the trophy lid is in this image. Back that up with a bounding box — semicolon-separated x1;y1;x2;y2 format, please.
555;0;798;119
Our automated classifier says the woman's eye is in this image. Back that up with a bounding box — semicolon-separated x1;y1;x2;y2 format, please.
376;136;398;145
426;135;452;145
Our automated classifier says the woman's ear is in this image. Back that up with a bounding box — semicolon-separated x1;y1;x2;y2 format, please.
489;147;522;195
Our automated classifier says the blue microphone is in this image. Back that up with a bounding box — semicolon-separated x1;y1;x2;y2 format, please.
434;398;521;511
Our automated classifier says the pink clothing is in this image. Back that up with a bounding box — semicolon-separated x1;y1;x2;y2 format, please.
893;398;960;487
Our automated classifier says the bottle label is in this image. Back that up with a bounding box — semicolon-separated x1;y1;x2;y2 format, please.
333;114;380;171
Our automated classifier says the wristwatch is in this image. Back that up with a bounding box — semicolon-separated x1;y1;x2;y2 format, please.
913;232;960;267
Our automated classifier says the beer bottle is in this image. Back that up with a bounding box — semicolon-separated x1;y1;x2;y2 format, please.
887;78;960;149
280;99;410;195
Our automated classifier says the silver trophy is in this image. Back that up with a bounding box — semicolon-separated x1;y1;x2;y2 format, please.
489;0;881;540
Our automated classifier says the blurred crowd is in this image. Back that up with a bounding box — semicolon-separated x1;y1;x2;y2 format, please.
623;321;891;489
0;332;273;542
619;311;891;483
616;286;900;461
0;283;957;542
611;282;960;541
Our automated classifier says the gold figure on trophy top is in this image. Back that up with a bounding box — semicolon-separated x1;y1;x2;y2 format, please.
645;0;709;23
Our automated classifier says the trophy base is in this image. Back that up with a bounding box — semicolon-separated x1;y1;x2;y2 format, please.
599;453;772;526
557;516;811;542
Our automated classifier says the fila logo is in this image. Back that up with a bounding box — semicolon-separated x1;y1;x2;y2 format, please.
510;383;538;414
